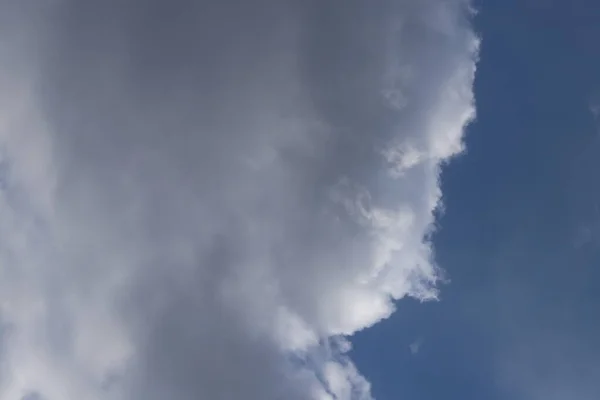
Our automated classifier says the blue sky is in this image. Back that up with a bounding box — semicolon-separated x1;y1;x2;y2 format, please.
352;1;600;399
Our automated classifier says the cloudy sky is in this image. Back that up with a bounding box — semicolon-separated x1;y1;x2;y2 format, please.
351;1;600;400
0;1;596;400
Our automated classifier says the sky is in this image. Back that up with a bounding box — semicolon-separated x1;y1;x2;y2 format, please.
0;1;597;400
352;1;600;400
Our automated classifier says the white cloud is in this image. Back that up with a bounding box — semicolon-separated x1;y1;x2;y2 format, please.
0;1;478;399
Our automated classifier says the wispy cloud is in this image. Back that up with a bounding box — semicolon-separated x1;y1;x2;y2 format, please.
0;1;477;399
409;338;424;355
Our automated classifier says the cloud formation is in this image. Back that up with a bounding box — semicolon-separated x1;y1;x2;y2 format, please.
0;1;477;399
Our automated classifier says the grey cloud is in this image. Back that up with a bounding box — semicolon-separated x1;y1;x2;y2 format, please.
0;1;477;399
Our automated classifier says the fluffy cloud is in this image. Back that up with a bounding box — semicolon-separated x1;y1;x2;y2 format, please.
0;1;477;399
